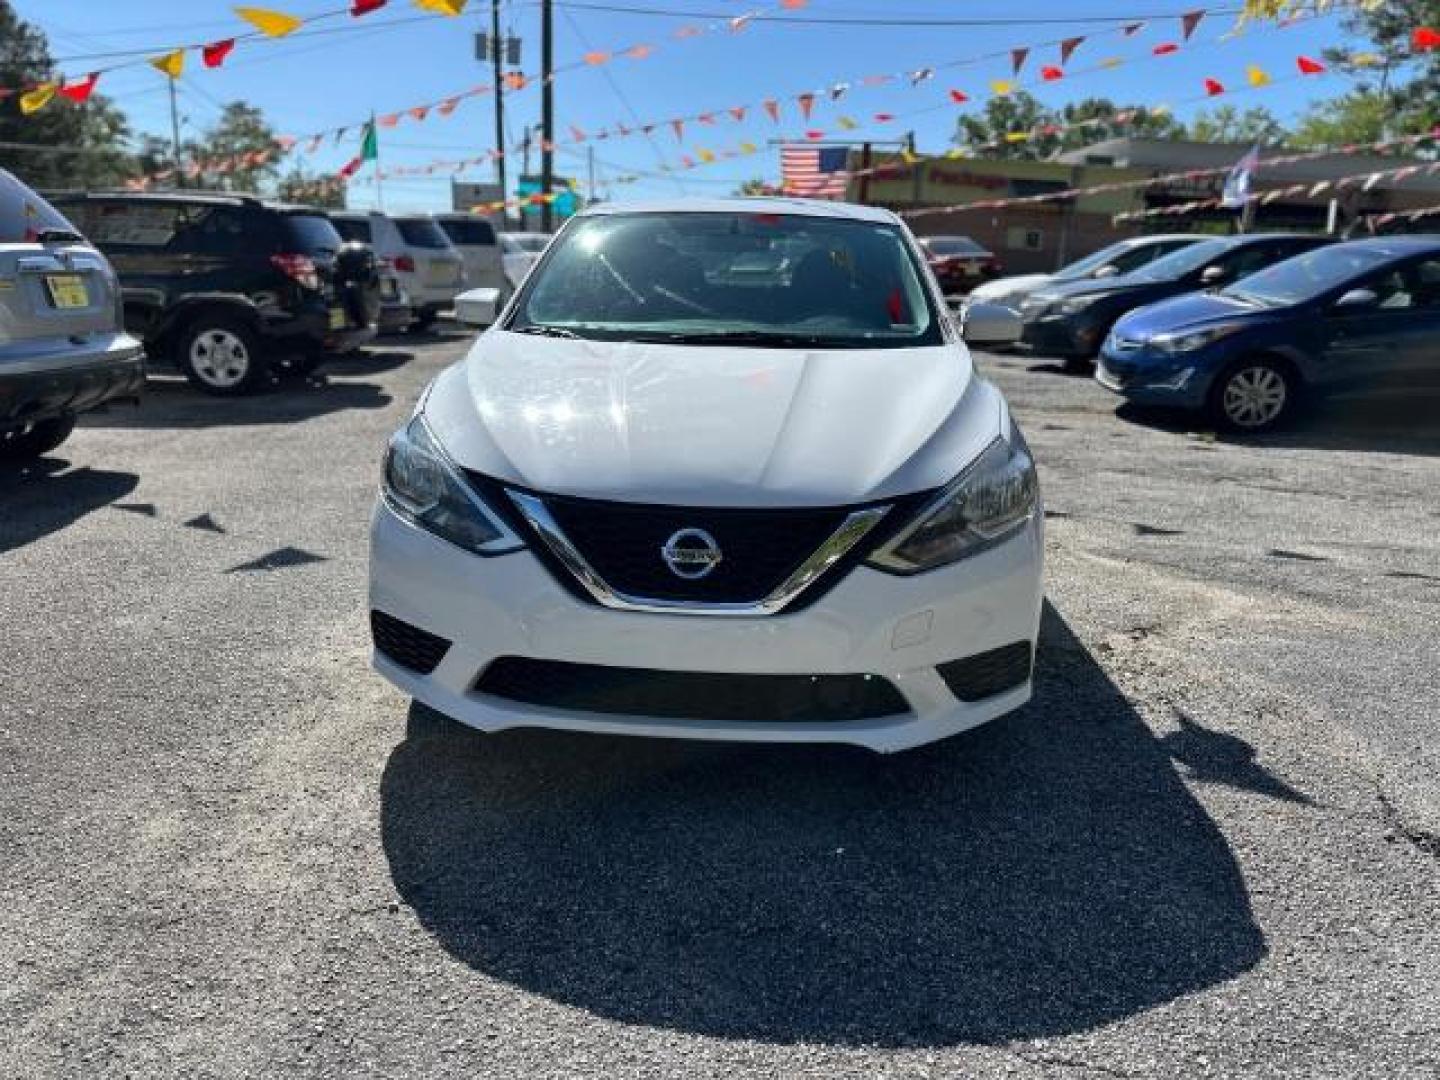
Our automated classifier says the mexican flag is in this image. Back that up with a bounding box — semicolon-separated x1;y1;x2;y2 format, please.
339;122;378;180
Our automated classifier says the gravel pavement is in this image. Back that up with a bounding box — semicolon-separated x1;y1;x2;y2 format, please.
2;330;1436;1078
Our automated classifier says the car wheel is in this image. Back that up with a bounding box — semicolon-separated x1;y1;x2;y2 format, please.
176;316;267;395
1208;357;1297;433
0;414;77;462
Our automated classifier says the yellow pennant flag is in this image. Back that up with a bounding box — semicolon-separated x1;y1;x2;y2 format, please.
19;83;56;115
1246;64;1271;87
698;148;716;163
738;141;757;154
235;7;304;37
1349;52;1381;67
1099;56;1124;70
1004;131;1031;143
837;115;859;131
989;79;1014;96
413;0;468;14
150;49;186;78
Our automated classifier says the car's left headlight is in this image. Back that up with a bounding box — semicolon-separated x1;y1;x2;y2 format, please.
1151;323;1244;354
382;415;524;556
868;422;1039;575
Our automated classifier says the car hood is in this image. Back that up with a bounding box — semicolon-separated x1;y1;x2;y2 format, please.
1113;291;1272;340
422;330;1005;508
970;273;1050;303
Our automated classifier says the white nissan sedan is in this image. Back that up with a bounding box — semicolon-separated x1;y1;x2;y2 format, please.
368;198;1043;752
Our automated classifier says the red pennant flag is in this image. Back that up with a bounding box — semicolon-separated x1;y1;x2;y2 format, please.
1414;27;1440;51
202;39;236;68
1011;48;1030;75
1153;42;1179;56
1181;10;1205;40
351;0;386;14
805;130;825;141
569;125;586;141
873;112;895;123
949;89;969;104
378;113;400;127
1296;55;1326;75
763;99;780;122
1040;66;1064;82
1060;36;1085;64
409;106;429;122
436;96;461;116
729;105;746;122
58;72;99;102
797;92;816;119
1203;77;1225;96
671;118;684;140
698;112;716;125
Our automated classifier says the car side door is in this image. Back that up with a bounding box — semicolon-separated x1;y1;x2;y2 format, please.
1392;256;1440;386
1315;263;1426;391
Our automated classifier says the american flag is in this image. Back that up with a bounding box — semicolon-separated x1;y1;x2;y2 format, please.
781;144;850;199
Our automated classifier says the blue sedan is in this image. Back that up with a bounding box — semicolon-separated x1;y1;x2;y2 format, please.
1096;237;1440;432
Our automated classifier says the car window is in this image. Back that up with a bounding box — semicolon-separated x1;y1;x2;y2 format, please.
186;207;247;257
500;234;549;254
1405;259;1440;309
68;200;195;248
438;218;496;246
1223;245;1392;307
511;211;942;349
395;218;451;249
921;237;985;256
1219;244;1283;280
0;169;79;241
1129;238;1233;282
281;212;343;255
332;217;372;244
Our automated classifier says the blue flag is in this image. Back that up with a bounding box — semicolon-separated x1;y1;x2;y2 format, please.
1221;145;1260;209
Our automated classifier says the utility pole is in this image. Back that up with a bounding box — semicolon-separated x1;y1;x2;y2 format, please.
490;0;507;222
167;80;184;188
540;0;554;231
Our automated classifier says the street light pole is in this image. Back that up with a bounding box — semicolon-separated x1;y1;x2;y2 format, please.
491;0;507;222
540;0;554;231
167;80;185;188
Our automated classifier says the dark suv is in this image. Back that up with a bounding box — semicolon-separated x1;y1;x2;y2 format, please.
51;192;378;395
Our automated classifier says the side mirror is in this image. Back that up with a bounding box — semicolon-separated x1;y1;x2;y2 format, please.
1093;264;1120;279
961;301;1022;347
1199;265;1228;286
454;286;504;328
1334;287;1379;311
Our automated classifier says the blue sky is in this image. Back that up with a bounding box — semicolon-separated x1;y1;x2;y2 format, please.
13;1;1361;210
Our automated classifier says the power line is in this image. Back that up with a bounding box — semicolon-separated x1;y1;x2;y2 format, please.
551;2;1248;28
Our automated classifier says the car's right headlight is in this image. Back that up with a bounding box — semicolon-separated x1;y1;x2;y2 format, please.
382;415;524;556
868;425;1039;574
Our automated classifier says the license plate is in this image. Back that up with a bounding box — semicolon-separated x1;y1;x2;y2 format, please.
45;273;88;309
328;307;347;330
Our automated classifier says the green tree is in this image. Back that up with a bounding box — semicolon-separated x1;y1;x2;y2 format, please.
1187;105;1287;145
734;177;780;196
1324;0;1440;136
188;102;283;192
277;165;346;208
953;93;1180;160
0;1;136;190
1290;90;1391;148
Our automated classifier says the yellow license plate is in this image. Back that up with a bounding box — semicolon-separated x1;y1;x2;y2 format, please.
45;274;89;309
328;307;347;330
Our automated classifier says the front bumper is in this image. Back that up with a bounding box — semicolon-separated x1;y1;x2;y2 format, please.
0;334;145;426
1096;350;1209;409
1020;313;1106;358
368;499;1045;753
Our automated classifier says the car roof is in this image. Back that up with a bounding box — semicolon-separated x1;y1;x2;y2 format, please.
50;189;323;214
577;196;903;225
1124;233;1202;246
1324;235;1440;257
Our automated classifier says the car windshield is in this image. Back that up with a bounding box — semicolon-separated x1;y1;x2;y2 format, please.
1127;237;1233;282
1222;244;1396;307
332;216;372;244
395;218;451;249
1;169;82;242
439;218;496;246
501;233;548;253
283;213;343;254
922;237;986;256
509;211;942;349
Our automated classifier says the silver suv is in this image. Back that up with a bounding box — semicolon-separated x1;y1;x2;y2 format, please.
0;169;144;462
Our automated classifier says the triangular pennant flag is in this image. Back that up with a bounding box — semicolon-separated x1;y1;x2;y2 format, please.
58;73;100;103
19;83;56;114
698;148;716;163
413;0;467;14
837;116;858;130
1414;27;1440;51
804;130;824;141
910;67;934;85
1100;56;1124;68
409;106;429;121
569;124;586;141
625;43;653;60
203;39;236;67
150;50;186;78
1181;10;1205;40
698;112;716;125
1041;66;1064;82
1060;36;1085;64
873;112;894;123
1004;132;1031;144
378;113;400;127
1204;77;1225;96
437;96;461;116
1122;21;1145;36
1153;42;1179;56
739;141;757;154
729;13;755;32
1349;52;1382;67
504;72;528;90
830;82;849;101
949;89;969;104
797;92;816;119
1296;55;1326;75
989;79;1014;96
671;118;684;140
583;51;610;66
234;7;304;37
1246;65;1271;87
305;134;323;152
729;105;746;121
780;0;806;8
352;0;387;14
1011;48;1030;75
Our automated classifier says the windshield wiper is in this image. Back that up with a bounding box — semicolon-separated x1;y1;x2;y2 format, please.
511;324;582;339
638;330;863;348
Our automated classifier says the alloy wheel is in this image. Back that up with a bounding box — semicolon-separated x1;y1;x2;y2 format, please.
1221;365;1288;429
189;329;251;389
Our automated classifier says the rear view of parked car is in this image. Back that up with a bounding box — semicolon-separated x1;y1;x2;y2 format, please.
54;192;375;395
917;235;1001;296
435;214;508;299
332;211;464;332
1;169;144;462
1098;237;1440;432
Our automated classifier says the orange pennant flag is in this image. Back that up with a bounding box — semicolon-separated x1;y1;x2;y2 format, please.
624;43;653;59
150;50;186;78
763;99;780;122
234;7;304;37
797;92;816;119
583;51;610;66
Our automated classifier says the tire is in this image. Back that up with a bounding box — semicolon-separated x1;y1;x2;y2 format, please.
175;314;268;396
0;414;76;462
1207;356;1298;433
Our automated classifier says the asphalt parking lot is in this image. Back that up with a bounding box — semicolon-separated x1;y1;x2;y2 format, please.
3;330;1437;1079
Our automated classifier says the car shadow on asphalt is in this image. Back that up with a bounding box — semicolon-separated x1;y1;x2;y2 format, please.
77;373;393;430
378;602;1266;1046
0;457;139;555
1115;391;1440;457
